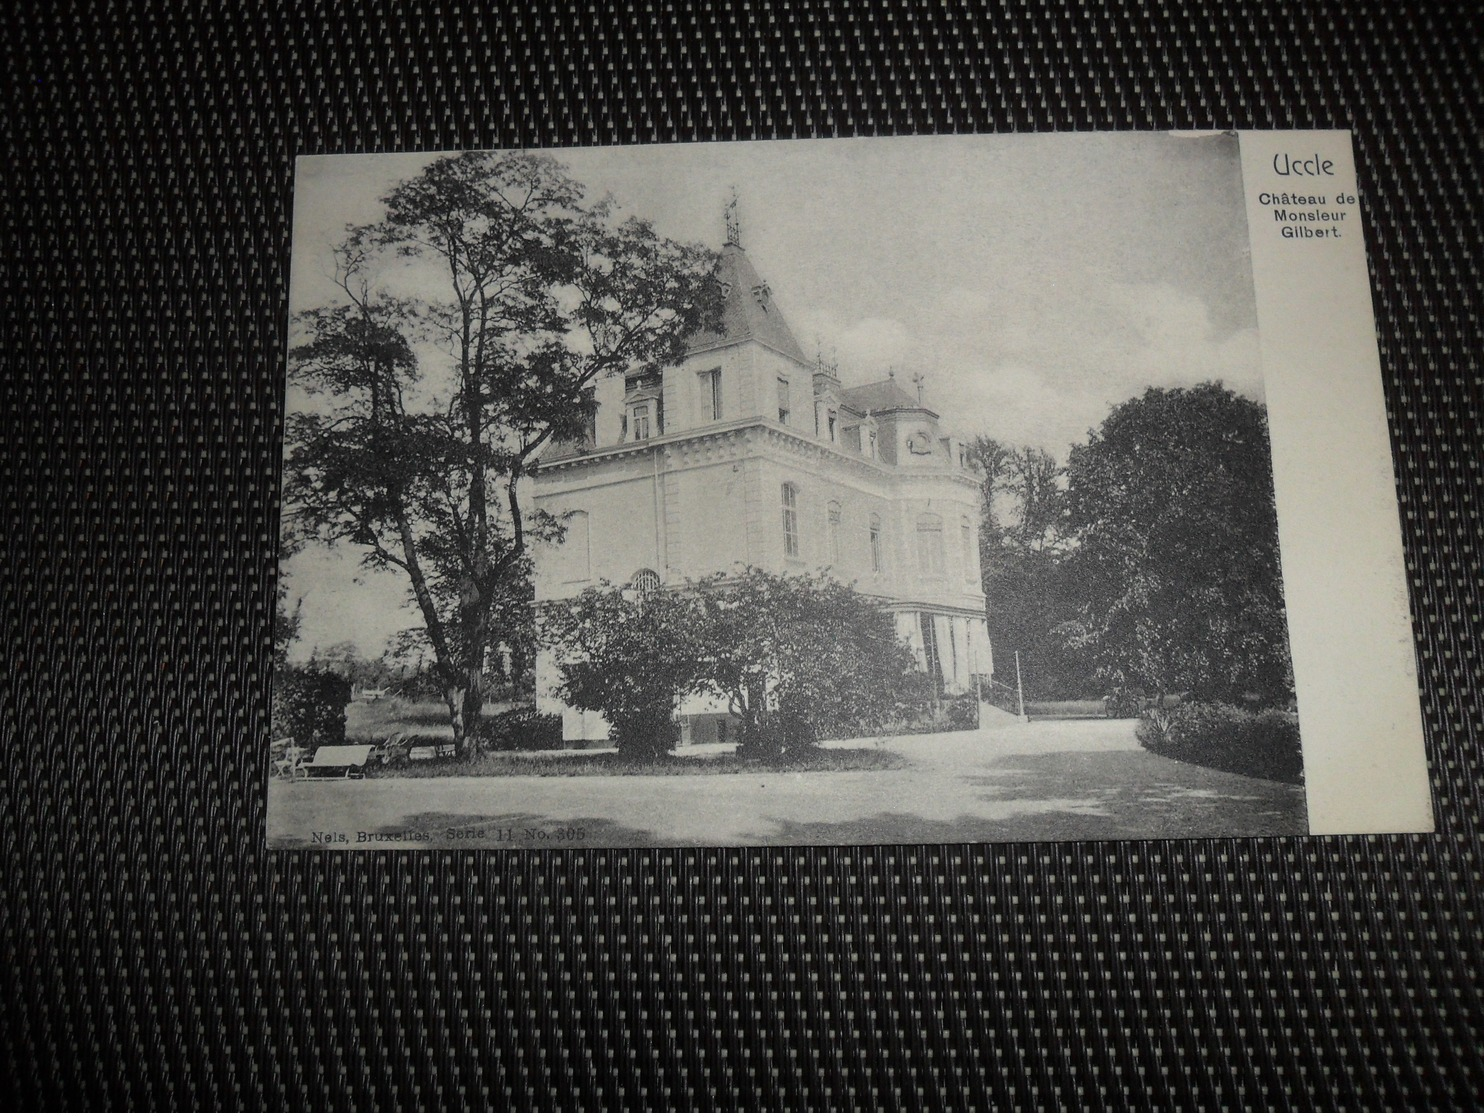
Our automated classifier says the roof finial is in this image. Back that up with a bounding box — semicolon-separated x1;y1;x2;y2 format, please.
724;187;741;248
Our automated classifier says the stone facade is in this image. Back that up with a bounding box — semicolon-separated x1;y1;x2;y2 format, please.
533;233;991;743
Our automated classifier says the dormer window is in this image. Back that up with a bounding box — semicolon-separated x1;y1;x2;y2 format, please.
631;402;652;441
624;372;663;441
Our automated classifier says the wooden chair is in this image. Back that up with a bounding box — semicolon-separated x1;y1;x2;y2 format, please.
374;731;411;766
271;738;306;780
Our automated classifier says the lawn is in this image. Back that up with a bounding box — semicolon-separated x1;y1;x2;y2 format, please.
344;694;509;741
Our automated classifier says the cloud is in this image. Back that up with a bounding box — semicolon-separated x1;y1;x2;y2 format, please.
833;317;915;373
791;309;916;376
799;270;1265;458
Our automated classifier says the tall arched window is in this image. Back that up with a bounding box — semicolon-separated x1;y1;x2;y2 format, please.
869;514;883;574
916;513;944;576
781;483;799;558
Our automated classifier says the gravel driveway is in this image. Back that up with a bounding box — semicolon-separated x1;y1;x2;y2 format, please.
267;719;1307;849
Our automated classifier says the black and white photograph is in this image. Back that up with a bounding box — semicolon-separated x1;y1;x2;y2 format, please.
269;133;1317;849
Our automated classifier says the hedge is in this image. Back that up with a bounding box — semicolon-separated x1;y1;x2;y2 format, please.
1136;701;1303;784
484;706;564;752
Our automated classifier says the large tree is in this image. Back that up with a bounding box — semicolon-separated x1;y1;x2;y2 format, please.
1059;382;1294;704
284;152;720;754
965;437;1086;698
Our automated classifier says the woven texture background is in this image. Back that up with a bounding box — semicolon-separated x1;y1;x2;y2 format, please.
3;1;1481;1108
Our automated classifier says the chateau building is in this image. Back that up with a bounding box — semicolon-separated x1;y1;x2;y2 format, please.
533;214;990;743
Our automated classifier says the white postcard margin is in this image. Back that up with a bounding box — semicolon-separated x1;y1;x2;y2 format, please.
1240;130;1433;834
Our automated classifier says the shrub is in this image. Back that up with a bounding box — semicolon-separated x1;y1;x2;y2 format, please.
867;688;981;738
942;696;979;730
690;569;919;759
484;706;564;753
542;582;702;759
1136;701;1302;784
272;667;352;747
1103;687;1148;719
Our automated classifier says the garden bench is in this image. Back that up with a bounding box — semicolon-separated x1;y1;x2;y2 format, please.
299;743;375;779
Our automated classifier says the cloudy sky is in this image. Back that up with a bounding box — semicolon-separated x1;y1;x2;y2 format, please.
286;133;1262;657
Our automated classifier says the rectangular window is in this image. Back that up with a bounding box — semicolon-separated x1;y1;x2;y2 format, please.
632;404;651;441
702;368;722;421
827;410;837;442
961;521;974;584
917;516;944;576
777;377;791;425
870;517;883;573
782;483;799;558
827;503;842;566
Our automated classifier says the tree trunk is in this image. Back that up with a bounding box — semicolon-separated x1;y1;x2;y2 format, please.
454;574;491;757
460;669;484;755
443;683;468;749
389;505;470;753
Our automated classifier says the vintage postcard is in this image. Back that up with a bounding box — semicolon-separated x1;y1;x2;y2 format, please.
268;132;1431;849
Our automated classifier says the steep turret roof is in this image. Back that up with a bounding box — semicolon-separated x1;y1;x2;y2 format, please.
840;377;937;417
687;243;809;364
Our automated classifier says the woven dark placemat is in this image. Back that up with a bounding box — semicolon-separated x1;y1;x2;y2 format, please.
3;1;1480;1108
